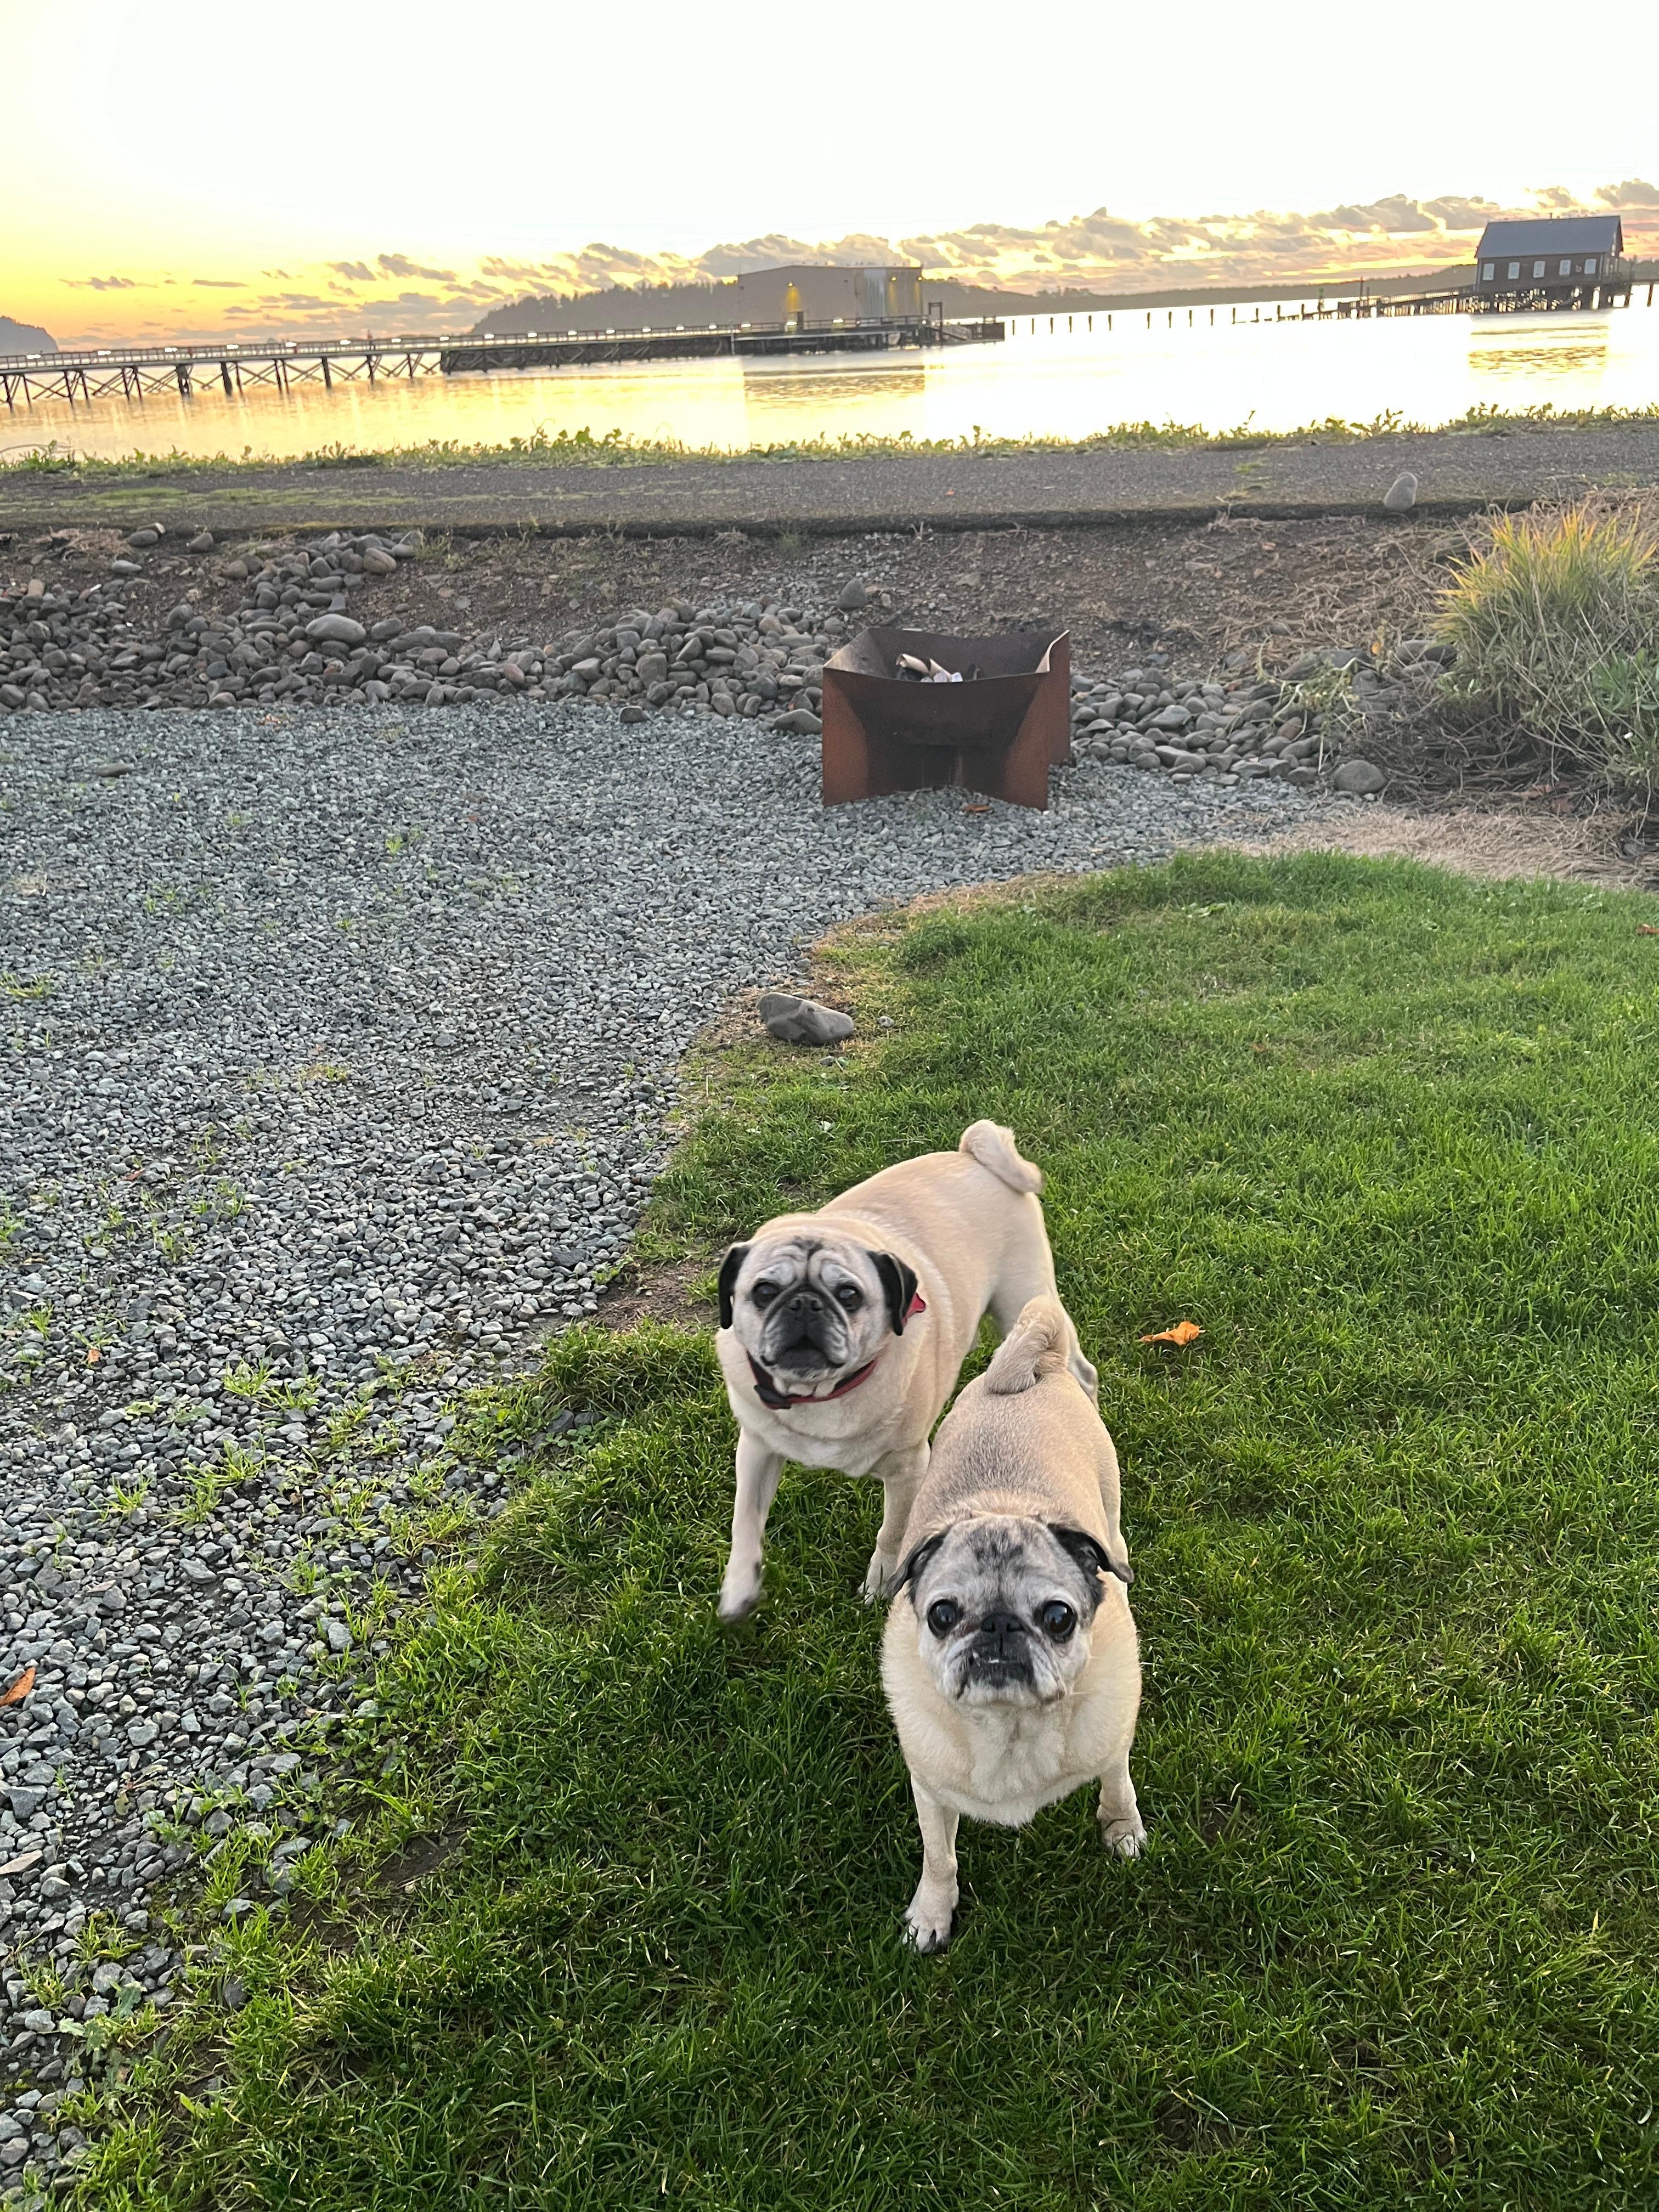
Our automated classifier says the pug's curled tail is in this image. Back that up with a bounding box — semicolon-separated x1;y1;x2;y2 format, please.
959;1119;1043;1194
985;1295;1073;1395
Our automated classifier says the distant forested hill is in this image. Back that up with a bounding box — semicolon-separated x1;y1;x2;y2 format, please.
0;317;58;353
469;266;1481;336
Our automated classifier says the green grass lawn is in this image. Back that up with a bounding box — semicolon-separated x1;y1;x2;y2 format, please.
83;852;1659;2210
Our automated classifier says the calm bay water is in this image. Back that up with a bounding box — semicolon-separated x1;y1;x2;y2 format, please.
7;297;1659;464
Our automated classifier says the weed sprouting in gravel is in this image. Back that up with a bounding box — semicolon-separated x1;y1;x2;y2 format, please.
189;1177;246;1221
222;1359;273;1401
286;1553;321;1595
320;1398;371;1459
184;1442;265;1522
383;1494;477;1559
263;1375;319;1412
21;1963;70;2016
71;1915;142;1967
151;1223;193;1261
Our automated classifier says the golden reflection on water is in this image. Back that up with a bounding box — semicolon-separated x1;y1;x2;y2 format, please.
1467;316;1612;387
8;302;1658;462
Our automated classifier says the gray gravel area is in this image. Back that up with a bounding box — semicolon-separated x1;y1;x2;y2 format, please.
0;678;1346;2189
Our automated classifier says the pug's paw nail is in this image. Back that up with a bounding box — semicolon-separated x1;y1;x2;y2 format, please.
904;1885;957;1952
1101;1818;1147;1858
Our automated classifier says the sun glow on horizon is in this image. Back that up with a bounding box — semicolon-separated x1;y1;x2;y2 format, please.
7;0;1658;347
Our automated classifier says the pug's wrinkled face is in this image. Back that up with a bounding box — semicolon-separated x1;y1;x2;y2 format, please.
720;1232;913;1393
901;1516;1113;1708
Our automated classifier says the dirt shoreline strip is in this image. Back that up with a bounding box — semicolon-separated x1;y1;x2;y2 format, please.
3;423;1657;537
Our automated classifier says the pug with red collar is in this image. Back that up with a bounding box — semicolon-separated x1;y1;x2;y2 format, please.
713;1121;1097;1622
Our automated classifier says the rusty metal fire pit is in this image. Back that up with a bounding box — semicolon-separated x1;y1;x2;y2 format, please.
820;625;1071;810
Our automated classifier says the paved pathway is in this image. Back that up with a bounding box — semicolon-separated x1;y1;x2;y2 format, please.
3;425;1657;538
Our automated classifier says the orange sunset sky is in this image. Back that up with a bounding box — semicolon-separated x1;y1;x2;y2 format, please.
7;0;1658;348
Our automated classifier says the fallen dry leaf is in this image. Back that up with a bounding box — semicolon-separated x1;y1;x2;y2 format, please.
85;1345;101;1364
1639;925;1659;936
1139;1320;1203;1348
1;1666;36;1707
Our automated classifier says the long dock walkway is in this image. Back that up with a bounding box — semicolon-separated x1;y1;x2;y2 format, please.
0;318;1003;409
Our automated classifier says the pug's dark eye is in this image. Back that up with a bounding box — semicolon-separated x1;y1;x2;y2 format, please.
751;1282;780;1307
926;1599;961;1637
834;1284;863;1310
1039;1600;1076;1640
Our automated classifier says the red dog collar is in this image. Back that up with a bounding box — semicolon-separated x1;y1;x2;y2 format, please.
748;1291;926;1412
748;1353;878;1410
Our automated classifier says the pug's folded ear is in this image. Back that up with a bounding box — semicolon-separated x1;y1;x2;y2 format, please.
717;1243;752;1331
1048;1523;1133;1588
887;1528;947;1602
870;1251;919;1337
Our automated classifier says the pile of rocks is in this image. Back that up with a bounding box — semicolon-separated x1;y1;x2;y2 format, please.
0;534;410;719
0;531;1449;803
541;590;857;730
1072;666;1324;787
0;532;846;727
1069;640;1455;796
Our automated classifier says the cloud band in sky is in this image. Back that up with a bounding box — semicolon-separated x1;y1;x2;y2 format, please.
31;180;1659;345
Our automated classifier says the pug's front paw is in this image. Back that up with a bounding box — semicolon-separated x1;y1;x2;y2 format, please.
862;1547;898;1604
1100;1812;1147;1859
717;1562;764;1623
903;1881;957;1954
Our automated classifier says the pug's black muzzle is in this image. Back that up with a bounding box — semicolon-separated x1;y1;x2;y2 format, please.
964;1612;1035;1686
761;1289;849;1374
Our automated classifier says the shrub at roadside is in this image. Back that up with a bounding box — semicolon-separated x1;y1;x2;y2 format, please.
1433;500;1659;788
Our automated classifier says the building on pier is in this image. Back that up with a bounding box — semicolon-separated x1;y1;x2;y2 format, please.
729;264;924;327
1473;217;1626;308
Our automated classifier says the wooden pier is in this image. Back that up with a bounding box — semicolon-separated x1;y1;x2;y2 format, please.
1231;274;1649;324
0;315;1005;410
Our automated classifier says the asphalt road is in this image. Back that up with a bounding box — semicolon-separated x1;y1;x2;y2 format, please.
3;424;1657;538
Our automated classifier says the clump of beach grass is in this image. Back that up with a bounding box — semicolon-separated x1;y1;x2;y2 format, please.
1433;499;1659;789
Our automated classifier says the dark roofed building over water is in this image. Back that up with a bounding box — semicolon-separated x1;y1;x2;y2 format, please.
1474;216;1628;309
